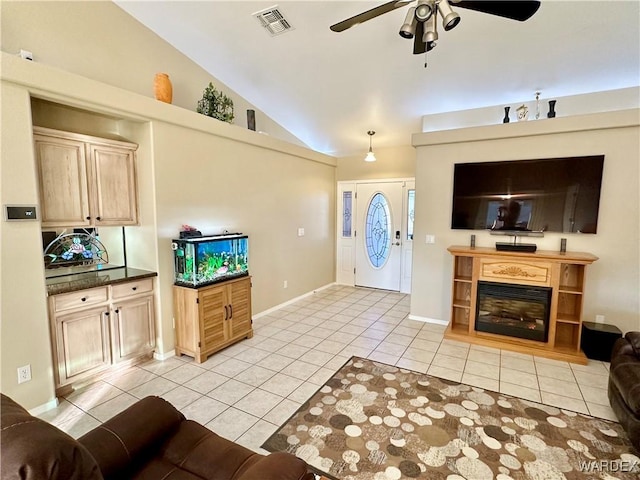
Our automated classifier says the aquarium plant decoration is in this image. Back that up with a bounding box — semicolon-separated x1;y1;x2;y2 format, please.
197;82;234;123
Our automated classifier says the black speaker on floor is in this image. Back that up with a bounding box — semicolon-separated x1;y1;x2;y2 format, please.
581;322;622;361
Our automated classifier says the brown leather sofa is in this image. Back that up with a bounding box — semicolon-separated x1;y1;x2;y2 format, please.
1;393;314;480
608;331;640;452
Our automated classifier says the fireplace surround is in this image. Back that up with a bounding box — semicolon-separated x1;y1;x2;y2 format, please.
446;246;598;364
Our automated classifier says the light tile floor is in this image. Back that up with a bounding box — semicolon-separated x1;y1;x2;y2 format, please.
39;285;618;453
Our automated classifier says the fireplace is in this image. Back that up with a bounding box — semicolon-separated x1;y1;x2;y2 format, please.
476;281;551;342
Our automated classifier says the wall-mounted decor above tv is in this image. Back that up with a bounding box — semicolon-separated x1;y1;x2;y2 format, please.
451;155;605;234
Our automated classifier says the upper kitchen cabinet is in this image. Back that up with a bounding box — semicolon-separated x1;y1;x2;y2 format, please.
34;127;139;228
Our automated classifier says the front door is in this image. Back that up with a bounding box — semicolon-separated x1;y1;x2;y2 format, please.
355;182;404;290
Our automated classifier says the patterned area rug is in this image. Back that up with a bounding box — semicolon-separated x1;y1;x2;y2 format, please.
263;357;639;480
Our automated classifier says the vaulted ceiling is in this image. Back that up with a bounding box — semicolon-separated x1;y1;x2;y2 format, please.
116;1;640;156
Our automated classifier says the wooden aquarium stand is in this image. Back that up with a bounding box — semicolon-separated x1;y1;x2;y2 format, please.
173;276;253;363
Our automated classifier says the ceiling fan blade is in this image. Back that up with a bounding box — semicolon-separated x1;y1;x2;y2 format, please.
330;1;413;32
413;20;426;54
452;1;541;21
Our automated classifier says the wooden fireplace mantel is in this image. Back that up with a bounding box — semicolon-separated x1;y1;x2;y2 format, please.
446;246;598;364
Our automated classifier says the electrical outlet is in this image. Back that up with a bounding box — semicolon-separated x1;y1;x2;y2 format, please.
283;280;288;289
297;228;305;237
17;365;31;384
595;314;605;324
425;234;435;244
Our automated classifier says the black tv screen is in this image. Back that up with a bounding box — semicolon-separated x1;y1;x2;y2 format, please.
451;156;604;234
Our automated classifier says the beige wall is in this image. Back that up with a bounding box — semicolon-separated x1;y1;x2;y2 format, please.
411;110;640;335
152;121;336;353
0;0;305;148
1;82;56;407
337;145;416;181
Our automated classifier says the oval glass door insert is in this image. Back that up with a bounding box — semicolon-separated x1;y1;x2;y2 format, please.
365;192;391;268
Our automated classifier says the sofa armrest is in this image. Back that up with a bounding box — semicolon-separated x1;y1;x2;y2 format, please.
613;334;640;360
625;331;640;356
1;394;102;480
78;396;184;479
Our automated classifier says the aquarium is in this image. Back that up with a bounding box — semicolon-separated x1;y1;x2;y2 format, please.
172;234;248;287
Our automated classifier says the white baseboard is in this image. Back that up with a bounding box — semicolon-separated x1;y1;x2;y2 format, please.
253;282;336;319
408;314;449;326
153;349;176;361
28;397;59;416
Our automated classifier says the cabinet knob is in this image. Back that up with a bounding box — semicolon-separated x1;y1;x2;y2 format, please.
96;216;101;221
81;297;87;302
86;216;91;220
132;286;137;291
115;309;119;314
104;311;110;316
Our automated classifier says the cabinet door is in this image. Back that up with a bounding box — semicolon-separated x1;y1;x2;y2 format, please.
173;286;199;355
228;278;252;338
199;285;228;353
112;295;155;362
55;307;111;385
35;135;91;227
89;144;138;225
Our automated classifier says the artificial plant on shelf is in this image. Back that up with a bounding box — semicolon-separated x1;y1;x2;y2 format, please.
196;82;234;123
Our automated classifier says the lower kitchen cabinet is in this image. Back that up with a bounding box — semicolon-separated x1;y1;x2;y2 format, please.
173;276;253;363
53;306;112;382
112;294;155;363
48;277;156;395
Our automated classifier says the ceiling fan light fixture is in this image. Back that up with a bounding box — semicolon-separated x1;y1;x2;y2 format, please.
364;130;377;162
399;7;417;39
415;0;434;22
437;0;460;31
423;11;438;44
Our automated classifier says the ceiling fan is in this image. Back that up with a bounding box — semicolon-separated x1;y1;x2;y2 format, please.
330;0;541;56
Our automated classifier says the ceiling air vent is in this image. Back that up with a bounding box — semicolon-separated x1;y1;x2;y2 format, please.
253;5;294;36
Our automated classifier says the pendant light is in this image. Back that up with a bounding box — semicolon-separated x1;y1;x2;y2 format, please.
364;130;376;162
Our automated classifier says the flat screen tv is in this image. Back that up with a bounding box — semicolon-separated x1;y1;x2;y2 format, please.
451;155;604;234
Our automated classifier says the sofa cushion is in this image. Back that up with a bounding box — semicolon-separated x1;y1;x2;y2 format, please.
0;394;103;480
129;420;311;480
79;396;185;480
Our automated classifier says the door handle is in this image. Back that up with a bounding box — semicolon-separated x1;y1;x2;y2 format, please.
224;305;229;320
229;304;233;320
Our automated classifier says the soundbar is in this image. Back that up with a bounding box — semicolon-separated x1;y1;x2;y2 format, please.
495;242;537;253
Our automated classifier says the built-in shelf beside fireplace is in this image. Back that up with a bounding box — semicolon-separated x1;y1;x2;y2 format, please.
446;246;598;364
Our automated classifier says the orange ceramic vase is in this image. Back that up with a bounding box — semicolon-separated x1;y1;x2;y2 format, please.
154;73;173;103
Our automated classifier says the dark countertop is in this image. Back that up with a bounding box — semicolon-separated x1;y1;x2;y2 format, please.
46;267;157;295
